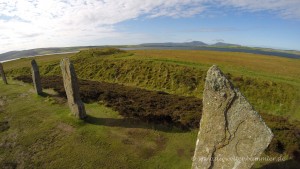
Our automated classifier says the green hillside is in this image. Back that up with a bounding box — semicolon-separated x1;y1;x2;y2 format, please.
1;48;300;168
5;48;300;120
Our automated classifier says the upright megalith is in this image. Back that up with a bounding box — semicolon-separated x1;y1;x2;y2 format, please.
0;63;8;84
192;65;273;169
60;58;86;119
31;59;43;95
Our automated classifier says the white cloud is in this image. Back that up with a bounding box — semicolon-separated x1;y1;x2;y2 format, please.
218;0;300;19
0;0;209;53
0;0;300;53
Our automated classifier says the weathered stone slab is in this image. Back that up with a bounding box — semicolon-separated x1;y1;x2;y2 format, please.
0;63;8;84
192;65;273;169
31;59;43;95
60;58;86;119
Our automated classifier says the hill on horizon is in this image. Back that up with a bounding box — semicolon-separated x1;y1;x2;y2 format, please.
140;41;241;47
0;46;101;62
1;42;300;62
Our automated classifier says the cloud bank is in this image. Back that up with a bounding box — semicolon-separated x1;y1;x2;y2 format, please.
0;0;299;53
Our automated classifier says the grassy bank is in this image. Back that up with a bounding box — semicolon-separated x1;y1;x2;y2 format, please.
4;48;300;120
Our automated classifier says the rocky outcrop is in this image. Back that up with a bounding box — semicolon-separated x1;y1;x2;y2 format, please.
192;65;273;169
0;63;8;84
31;59;43;95
60;58;86;119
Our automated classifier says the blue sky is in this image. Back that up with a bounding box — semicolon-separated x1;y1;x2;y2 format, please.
0;0;300;53
118;10;300;50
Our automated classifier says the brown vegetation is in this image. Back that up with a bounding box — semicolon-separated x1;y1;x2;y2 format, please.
14;75;202;129
14;75;300;161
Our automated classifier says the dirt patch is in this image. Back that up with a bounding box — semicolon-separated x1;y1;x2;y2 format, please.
18;93;29;98
177;148;185;157
0;121;9;132
139;147;156;159
57;123;75;133
0;96;7;113
121;129;168;159
138;134;167;159
0;100;5;107
52;96;67;104
0;162;17;169
154;134;168;151
121;138;134;145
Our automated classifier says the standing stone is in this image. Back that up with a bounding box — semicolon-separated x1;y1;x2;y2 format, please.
31;59;43;95
60;58;86;119
0;63;8;84
192;65;273;169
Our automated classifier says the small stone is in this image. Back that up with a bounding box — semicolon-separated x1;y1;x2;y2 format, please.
31;59;43;95
60;58;86;119
192;65;273;169
0;63;8;84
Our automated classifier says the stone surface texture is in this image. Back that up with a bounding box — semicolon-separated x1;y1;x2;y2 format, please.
192;65;273;169
60;58;86;119
0;63;8;84
31;59;43;95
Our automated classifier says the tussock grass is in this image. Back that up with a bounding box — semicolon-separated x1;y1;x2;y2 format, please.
4;48;300;120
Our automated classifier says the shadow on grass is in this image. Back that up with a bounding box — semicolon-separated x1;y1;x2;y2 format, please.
3;83;21;86
259;159;300;169
84;115;188;133
39;91;58;97
39;91;67;104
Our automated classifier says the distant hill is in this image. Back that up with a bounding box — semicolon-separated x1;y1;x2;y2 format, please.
140;41;208;47
211;42;241;47
0;45;136;62
140;41;241;47
1;42;300;62
0;46;99;62
138;41;300;59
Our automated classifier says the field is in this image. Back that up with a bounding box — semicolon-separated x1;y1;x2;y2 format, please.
1;48;300;168
0;80;198;168
132;50;300;85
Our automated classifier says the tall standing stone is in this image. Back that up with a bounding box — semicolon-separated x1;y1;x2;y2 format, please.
192;65;273;169
60;58;86;119
31;59;43;95
0;63;8;85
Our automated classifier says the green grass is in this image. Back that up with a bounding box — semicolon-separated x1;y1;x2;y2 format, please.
2;53;74;71
0;78;298;169
3;48;300;120
1;48;300;168
130;50;300;90
0;80;198;169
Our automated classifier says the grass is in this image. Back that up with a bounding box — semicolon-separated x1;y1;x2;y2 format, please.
12;75;300;164
1;79;299;168
134;50;300;84
0;80;197;168
3;48;300;121
2;53;74;71
13;75;203;129
1;48;300;168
